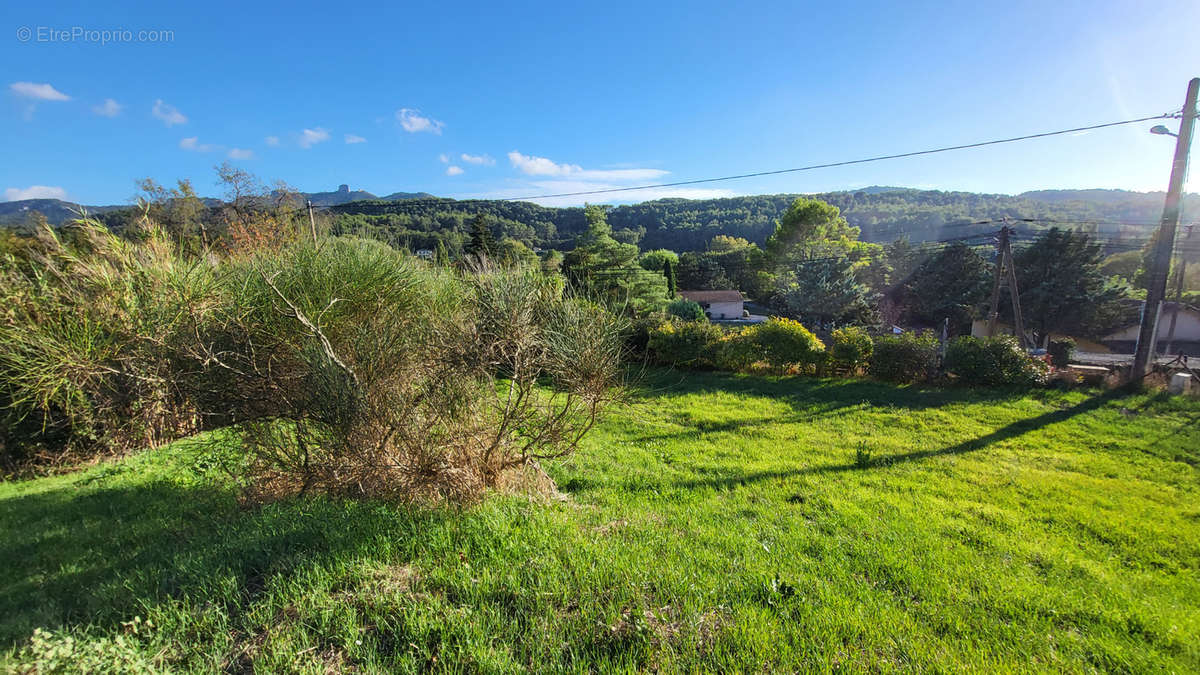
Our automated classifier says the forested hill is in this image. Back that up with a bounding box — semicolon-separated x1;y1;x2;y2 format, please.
4;187;1182;253
0;199;129;226
329;188;1179;252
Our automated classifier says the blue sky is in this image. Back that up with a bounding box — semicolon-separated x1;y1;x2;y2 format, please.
2;0;1198;207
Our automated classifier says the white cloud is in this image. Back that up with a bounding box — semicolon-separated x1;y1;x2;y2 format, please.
179;136;217;152
461;153;495;166
438;153;450;163
483;182;736;208
228;148;255;160
152;99;187;126
92;98;122;117
507;151;670;182
396;108;444;134
4;185;68;201
508;151;580;176
618;187;735;201
299;127;330;148
445;165;464;176
265;135;280;146
579;168;672;181
471;154;723;206
10;82;70;101
344;134;366;144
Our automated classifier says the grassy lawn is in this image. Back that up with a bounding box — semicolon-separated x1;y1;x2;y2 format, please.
2;370;1199;672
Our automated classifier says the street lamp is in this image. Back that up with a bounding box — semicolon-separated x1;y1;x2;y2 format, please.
1150;124;1178;137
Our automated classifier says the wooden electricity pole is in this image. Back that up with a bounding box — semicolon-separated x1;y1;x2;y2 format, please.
1132;77;1199;378
985;226;1009;337
307;199;318;243
985;224;1026;348
1004;232;1026;348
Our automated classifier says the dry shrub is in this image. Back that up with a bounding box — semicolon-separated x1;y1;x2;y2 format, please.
190;243;626;503
1;218;625;500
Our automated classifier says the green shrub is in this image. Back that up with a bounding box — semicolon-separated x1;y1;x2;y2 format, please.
666;298;706;322
830;326;874;373
944;335;1049;387
727;318;825;373
1048;338;1076;368
625;312;668;356
192;244;627;502
869;332;938;383
647;320;725;369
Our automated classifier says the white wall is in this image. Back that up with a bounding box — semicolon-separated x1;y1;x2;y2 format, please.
705;301;743;320
1107;311;1200;341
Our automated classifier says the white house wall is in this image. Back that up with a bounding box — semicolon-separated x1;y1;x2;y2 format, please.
706;301;743;320
1106;311;1200;341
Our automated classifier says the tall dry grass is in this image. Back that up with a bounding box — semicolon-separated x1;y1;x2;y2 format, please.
0;219;210;471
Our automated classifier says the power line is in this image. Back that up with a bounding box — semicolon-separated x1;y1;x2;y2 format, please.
774;239;983;270
945;216;1164;229
500;112;1181;202
1017;216;1163;228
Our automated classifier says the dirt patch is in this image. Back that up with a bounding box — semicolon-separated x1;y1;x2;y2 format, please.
332;564;430;611
602;604;682;646
494;461;570;502
694;607;731;654
593;519;630;535
366;564;420;595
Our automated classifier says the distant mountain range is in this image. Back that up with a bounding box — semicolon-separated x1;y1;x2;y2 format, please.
0;185;438;225
303;184;437;206
304;184;378;206
0;199;129;225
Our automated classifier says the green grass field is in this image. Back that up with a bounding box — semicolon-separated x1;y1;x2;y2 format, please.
3;371;1199;672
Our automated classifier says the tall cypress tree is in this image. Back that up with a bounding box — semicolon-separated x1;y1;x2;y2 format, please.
466;213;495;258
663;258;678;298
435;239;450;266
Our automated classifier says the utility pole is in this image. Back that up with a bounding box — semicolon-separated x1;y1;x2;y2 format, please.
1164;224;1194;355
986;226;1009;337
1004;235;1026;349
985;224;1026;347
306;199;318;243
1131;77;1199;379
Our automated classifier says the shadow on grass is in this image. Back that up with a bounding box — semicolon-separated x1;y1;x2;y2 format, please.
1133;392;1200;465
0;476;452;648
579;387;1138;495
631;368;1036;411
623;368;1061;444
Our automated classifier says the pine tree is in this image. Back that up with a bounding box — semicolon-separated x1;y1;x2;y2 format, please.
466;213;495;258
1012;227;1129;344
561;205;668;315
904;241;991;332
435;239;450;266
663;258;677;298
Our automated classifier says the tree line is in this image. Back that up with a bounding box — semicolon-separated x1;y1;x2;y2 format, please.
11;168;1188;346
322;188;1173;255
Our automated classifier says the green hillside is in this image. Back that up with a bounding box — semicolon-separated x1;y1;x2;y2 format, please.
5;187;1185;253
329;188;1179;253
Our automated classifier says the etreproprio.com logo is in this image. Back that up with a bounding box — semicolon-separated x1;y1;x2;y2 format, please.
16;26;174;45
